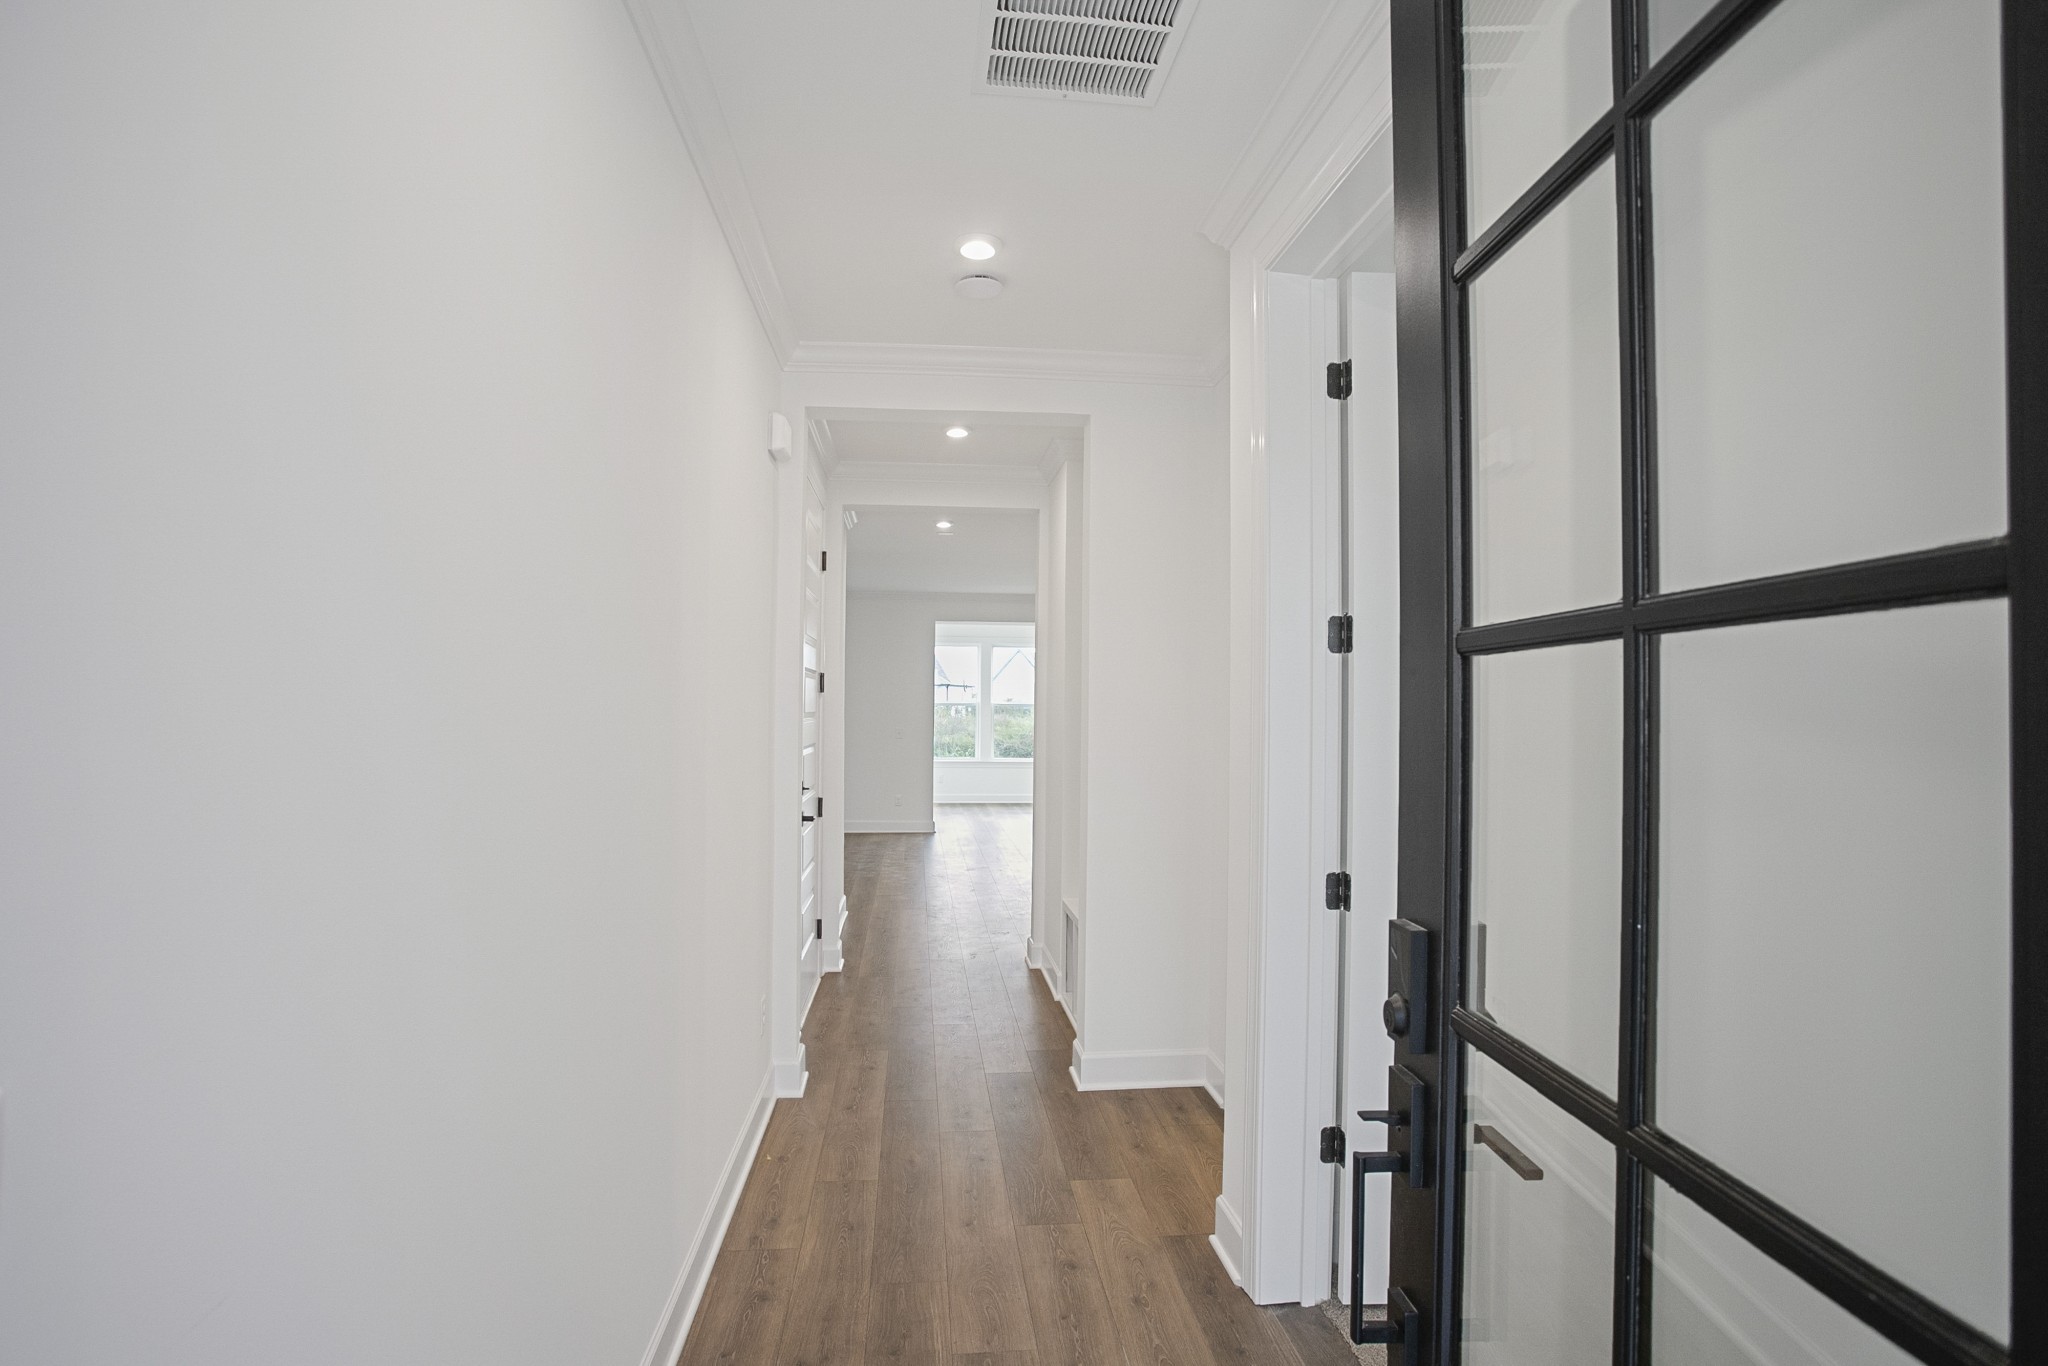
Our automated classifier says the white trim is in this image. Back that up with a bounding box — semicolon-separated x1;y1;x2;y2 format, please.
1204;1051;1226;1111
787;340;1224;388
619;0;796;363
1218;20;1397;1314
636;1069;776;1366
825;896;848;974
844;819;937;834
773;1043;809;1099
1027;935;1060;996
1210;1197;1249;1289
1068;1043;1216;1092
1200;1;1394;252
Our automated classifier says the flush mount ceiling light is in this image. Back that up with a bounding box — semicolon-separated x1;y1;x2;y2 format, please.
946;426;971;439
935;520;954;530
958;234;1001;261
955;275;1003;300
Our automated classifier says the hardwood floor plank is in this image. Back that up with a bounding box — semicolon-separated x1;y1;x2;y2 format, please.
940;1129;1037;1354
952;1354;1041;1365
1072;1178;1219;1366
864;1280;947;1366
676;1248;798;1366
986;1072;1080;1226
776;1179;878;1366
1100;1089;1216;1235
872;1100;946;1285
818;1048;890;1182
1161;1234;1304;1366
937;1035;996;1132
1269;1304;1379;1366
1014;1222;1128;1366
724;1103;825;1250
1027;1051;1127;1181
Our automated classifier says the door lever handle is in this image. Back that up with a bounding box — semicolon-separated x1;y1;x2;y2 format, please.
1474;1124;1544;1180
1350;1068;1429;1350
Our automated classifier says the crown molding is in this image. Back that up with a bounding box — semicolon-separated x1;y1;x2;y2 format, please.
787;340;1226;389
1200;0;1392;252
622;0;798;363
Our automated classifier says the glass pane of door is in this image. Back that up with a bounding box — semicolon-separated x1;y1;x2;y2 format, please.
1462;0;1613;236
1468;163;1623;625
1469;641;1622;1094
1651;1182;1923;1365
1652;0;2005;591
1461;1052;1615;1364
1658;600;2011;1340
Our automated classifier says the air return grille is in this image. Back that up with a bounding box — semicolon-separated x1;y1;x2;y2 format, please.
977;0;1201;106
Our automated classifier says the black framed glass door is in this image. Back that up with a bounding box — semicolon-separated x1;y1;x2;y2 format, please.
1379;0;2044;1362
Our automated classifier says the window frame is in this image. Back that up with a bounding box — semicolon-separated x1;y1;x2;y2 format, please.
933;621;1036;763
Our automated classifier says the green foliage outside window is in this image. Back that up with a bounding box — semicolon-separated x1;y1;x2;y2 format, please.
993;704;1034;759
934;704;976;758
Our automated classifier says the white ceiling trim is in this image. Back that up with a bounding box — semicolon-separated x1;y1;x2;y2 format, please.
787;340;1224;388
621;0;799;363
1199;0;1392;251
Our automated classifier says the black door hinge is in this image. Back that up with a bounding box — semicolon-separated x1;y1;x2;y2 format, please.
1327;359;1353;400
821;550;828;571
1325;871;1351;911
819;671;826;695
1328;615;1353;653
1320;1124;1346;1164
815;917;824;941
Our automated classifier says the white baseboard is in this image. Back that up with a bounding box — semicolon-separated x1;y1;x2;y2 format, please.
1211;1195;1247;1287
932;795;1035;805
638;1069;776;1366
844;819;935;834
1203;1051;1225;1111
825;896;847;972
1027;935;1065;999
773;1044;808;1099
1068;1043;1216;1092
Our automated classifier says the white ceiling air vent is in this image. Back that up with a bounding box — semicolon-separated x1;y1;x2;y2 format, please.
974;0;1202;108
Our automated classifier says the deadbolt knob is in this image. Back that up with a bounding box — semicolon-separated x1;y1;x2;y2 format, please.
1384;992;1410;1037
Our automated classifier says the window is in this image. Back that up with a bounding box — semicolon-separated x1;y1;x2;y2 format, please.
933;623;1035;761
932;644;979;759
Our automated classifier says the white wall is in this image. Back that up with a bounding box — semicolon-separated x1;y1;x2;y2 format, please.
792;370;1232;1099
0;4;782;1363
844;592;1034;830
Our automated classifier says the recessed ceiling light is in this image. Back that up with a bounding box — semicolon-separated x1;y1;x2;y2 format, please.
955;275;1003;300
946;426;970;440
958;235;1001;261
935;520;953;530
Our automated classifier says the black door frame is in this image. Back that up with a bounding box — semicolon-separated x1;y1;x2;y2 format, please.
1384;1;2046;1363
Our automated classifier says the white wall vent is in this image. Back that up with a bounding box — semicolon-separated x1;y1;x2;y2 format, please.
974;0;1202;107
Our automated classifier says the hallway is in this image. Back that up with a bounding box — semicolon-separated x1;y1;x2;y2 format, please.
680;806;1354;1365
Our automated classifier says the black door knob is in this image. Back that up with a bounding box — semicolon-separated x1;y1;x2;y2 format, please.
1384;992;1411;1037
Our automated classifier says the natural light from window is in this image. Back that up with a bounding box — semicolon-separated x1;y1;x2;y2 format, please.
933;623;1034;761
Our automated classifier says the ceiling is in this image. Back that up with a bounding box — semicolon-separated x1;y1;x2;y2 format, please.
676;0;1339;365
819;410;1081;474
846;506;1040;595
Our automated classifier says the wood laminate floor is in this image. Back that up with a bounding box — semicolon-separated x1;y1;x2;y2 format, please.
679;804;1365;1366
